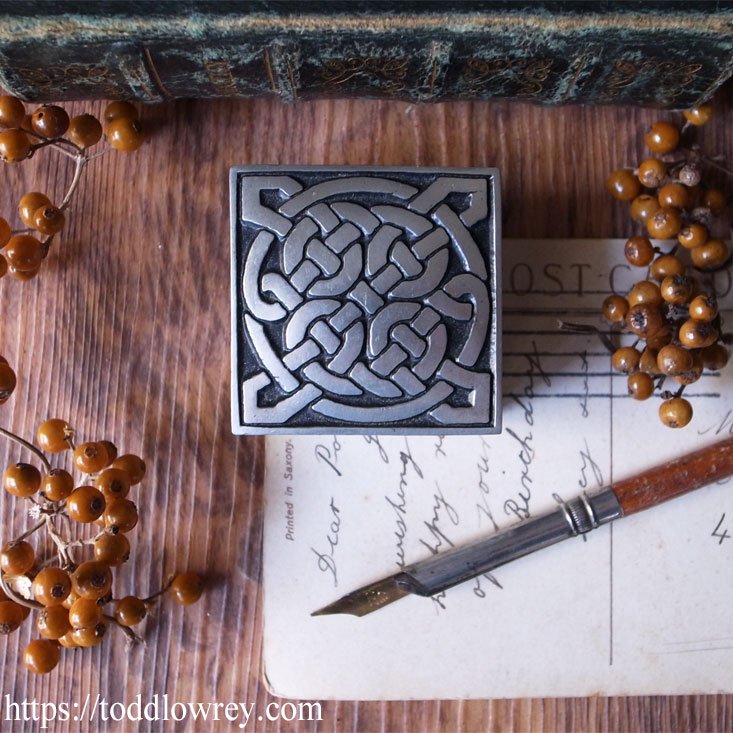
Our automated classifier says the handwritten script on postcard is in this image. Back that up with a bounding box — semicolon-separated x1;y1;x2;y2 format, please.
262;239;733;700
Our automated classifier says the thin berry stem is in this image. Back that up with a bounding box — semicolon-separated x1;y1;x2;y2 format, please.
0;426;51;471
44;515;72;566
51;137;83;155
700;154;733;179
103;613;144;645
59;154;87;211
143;576;174;604
84;148;112;163
557;320;618;354
44;143;79;161
63;536;97;551
0;572;42;611
58;510;74;538
38;555;61;569
28;138;58;153
12;518;45;543
25;127;83;156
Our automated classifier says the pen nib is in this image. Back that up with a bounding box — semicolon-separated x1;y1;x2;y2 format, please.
311;574;413;617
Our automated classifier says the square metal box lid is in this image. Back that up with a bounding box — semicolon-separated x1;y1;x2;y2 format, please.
231;166;501;434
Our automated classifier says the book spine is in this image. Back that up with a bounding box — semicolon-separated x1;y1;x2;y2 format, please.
0;7;731;107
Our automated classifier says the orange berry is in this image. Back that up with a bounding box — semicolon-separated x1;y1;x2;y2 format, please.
3;462;41;497
627;372;654;400
688;294;718;321
8;264;41;281
96;467;131;500
4;234;44;272
71;561;112;600
646;207;682;240
606;169;641;201
657;344;693;376
66;486;106;523
115;596;147;626
32;568;72;606
99;441;118;465
18;192;51;227
659;275;693;305
624;236;655;267
103;498;138;533
677;223;708;250
36;418;73;453
637;158;666;188
103;100;139;125
649;254;685;281
0;217;10;248
0;361;16;404
73;442;110;474
701;189;726;215
33;205;65;235
646;324;673;351
657;182;690;209
627;280;662;307
37;605;71;640
611;347;641;374
23;638;61;674
67;113;103;148
683;104;713;126
68;597;103;629
644;121;680;154
105;117;144;152
41;468;74;502
93;532;130;566
602;294;628;323
0;540;35;575
71;621;107;647
0;96;25;128
170;572;204;605
111;454;146;485
0;600;25;634
678;319;719;349
626;303;665;340
31;104;69;138
690;239;729;271
659;398;693;428
629;194;660;224
0;128;31;162
700;344;729;371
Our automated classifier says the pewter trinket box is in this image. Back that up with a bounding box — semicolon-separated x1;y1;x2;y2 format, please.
231;166;501;434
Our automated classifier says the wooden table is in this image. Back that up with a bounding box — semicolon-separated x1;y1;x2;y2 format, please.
0;93;731;732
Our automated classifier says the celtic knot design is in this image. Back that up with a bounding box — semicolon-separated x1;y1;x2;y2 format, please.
231;167;500;433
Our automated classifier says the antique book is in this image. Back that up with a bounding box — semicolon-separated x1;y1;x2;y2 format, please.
0;1;731;107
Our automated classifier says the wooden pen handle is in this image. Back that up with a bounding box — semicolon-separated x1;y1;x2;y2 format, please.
612;436;733;515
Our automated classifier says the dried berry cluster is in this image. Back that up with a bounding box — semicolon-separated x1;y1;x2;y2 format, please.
0;98;205;675
0;97;144;281
0;367;203;675
604;103;731;428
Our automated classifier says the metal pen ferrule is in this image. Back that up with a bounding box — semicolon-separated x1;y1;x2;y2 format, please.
559;488;622;536
400;486;623;597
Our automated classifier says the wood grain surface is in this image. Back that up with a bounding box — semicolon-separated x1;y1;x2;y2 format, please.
0;91;731;733
613;436;733;516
